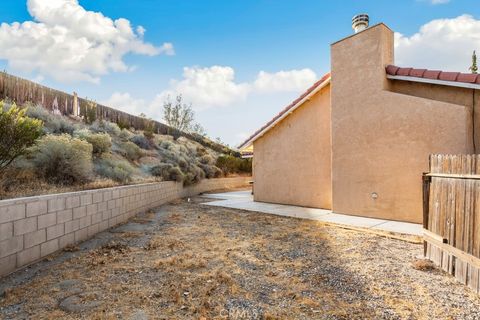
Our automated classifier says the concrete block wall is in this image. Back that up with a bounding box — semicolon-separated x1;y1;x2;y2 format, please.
0;177;250;277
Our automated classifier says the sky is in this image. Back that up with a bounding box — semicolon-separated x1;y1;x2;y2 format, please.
0;0;479;146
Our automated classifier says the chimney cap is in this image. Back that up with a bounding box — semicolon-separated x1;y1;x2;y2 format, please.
352;14;369;33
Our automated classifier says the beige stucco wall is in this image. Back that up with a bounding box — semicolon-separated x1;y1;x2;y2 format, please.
331;24;473;223
253;84;332;209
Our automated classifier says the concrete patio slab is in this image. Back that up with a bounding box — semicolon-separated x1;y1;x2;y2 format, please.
200;191;422;236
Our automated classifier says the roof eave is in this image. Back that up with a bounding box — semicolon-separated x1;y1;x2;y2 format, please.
238;76;331;150
387;74;480;90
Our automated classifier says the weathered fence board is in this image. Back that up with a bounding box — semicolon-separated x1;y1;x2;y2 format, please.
0;71;231;155
424;154;480;293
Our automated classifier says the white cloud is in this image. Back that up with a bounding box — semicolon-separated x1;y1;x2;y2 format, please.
395;14;480;72
157;66;251;110
0;0;172;83
156;66;317;110
430;0;450;4
253;69;317;93
103;65;318;119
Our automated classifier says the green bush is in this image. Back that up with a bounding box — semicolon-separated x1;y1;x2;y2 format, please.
95;156;134;183
121;141;143;161
31;134;93;184
0;103;43;175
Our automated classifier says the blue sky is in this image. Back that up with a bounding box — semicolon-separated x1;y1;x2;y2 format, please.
0;0;478;146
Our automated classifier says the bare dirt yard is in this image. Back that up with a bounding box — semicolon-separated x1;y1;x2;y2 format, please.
1;195;480;319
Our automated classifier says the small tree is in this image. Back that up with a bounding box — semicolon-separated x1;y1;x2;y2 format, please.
470;50;478;74
0;104;43;175
163;95;195;133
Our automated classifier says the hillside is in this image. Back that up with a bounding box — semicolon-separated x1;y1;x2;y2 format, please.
0;103;251;200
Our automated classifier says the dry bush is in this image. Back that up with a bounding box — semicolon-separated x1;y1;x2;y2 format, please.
130;134;153;150
121;141;143;161
119;128;133;140
90;120;121;136
25;105;75;135
81;132;111;155
95;155;135;183
412;259;436;271
30;134;93;184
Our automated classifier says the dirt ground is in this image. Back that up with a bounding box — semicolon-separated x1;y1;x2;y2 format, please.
1;195;480;320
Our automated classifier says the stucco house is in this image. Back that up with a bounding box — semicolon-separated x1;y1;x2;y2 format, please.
239;18;480;223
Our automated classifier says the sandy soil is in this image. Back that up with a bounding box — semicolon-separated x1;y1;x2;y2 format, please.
1;196;480;319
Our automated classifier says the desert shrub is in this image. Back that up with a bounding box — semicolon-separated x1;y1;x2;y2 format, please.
216;155;252;175
85;133;111;155
73;128;91;140
31;134;93;184
85;107;97;124
196;146;207;157
121;141;143;161
25;104;51;122
169;166;185;182
199;164;223;178
25;105;75;135
90;120;121;136
182;164;205;186
143;121;155;140
0;104;43;175
151;164;184;182
74;130;111;155
177;157;188;170
48;116;76;135
200;154;215;165
95;156;134;183
130;134;153;150
119;128;133;140
116;119;130;130
159;140;174;150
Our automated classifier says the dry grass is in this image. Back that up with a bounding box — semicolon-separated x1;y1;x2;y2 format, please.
1;199;480;319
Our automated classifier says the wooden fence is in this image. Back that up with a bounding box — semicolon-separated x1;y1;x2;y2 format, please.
423;154;480;293
0;71;232;155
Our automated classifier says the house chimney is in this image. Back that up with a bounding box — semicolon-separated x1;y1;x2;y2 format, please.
352;14;369;33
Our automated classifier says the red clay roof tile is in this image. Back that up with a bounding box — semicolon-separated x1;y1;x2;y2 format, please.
438;72;459;81
397;67;412;76
423;70;441;79
457;73;478;83
409;69;427;77
387;65;480;86
386;65;399;75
